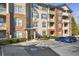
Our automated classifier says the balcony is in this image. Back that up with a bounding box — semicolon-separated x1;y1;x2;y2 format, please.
50;18;54;22
62;12;70;16
49;26;55;29
63;19;70;22
49;14;54;22
32;18;38;22
0;23;6;30
48;22;55;29
49;10;55;15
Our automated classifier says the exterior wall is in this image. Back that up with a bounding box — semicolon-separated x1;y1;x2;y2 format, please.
48;6;72;37
11;3;27;38
31;4;49;36
13;14;27;38
0;3;72;38
0;3;27;38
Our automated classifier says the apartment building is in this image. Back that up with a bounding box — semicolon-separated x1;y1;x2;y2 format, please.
0;3;27;38
48;4;72;37
0;3;72;39
30;3;72;37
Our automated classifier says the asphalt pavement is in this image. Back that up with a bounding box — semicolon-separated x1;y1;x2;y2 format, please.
0;45;59;56
0;47;2;56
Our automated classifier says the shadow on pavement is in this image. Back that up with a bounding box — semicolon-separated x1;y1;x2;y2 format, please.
24;45;60;56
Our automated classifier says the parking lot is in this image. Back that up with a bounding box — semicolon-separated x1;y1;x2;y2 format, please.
1;39;79;56
0;47;2;56
0;45;59;56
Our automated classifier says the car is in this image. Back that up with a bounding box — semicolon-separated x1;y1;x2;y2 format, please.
69;36;77;42
55;36;77;43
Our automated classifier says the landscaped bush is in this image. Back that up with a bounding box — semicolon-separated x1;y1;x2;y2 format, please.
40;35;63;40
48;36;63;39
0;38;27;45
0;39;10;45
18;38;26;42
42;35;49;40
9;39;19;44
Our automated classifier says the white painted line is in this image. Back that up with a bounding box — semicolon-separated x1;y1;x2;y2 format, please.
1;46;4;56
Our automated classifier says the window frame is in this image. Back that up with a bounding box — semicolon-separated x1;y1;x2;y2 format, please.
41;14;48;19
42;22;46;27
14;31;22;38
15;17;22;27
14;5;23;13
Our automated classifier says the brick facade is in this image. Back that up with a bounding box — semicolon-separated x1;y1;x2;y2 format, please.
0;3;72;38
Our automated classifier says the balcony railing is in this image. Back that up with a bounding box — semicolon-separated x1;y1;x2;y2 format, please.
49;10;55;14
49;18;54;22
48;24;55;29
0;8;6;13
62;12;70;16
63;19;70;22
0;23;6;30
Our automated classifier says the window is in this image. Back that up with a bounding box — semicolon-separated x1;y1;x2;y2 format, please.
33;22;38;27
50;31;54;35
0;17;5;23
50;15;54;19
41;14;47;19
41;7;47;11
50;22;54;27
0;5;5;12
14;31;22;38
42;31;46;35
0;31;6;38
64;22;68;27
64;30;68;34
15;18;22;27
14;5;23;13
0;17;5;27
32;12;39;18
62;16;68;19
42;22;46;27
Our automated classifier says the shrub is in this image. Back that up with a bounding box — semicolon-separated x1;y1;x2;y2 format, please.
9;39;17;44
0;39;10;45
18;38;26;42
40;35;63;40
48;36;62;39
0;38;27;45
42;35;49;40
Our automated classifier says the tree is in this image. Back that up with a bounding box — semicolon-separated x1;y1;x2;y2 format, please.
71;17;79;35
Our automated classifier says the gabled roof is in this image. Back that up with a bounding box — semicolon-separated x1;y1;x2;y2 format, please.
48;3;72;13
57;4;72;12
33;3;72;13
36;3;48;8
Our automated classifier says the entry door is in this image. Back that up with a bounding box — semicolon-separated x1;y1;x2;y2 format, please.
0;30;6;38
27;30;34;40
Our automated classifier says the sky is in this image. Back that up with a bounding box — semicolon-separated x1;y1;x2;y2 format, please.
50;3;79;25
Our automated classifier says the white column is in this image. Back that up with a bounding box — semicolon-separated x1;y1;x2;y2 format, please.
26;31;27;39
6;3;9;13
34;31;36;40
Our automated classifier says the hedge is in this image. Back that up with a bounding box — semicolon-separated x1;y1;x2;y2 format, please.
40;35;63;40
48;36;63;39
0;38;27;45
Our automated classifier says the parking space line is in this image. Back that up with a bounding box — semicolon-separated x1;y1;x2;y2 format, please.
1;46;4;56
